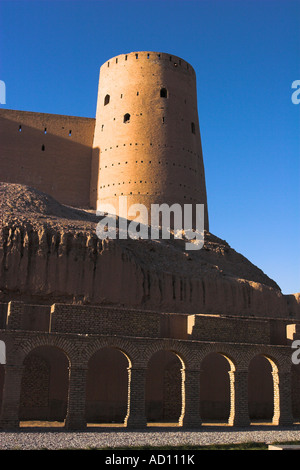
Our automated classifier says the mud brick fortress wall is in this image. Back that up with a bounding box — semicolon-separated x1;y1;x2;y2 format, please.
2;300;300;345
0;51;300;429
0;108;95;208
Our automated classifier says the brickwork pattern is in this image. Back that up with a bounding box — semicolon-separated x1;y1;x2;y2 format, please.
50;303;161;337
190;314;270;344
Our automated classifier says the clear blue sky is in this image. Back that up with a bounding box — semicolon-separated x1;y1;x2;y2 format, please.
0;0;299;294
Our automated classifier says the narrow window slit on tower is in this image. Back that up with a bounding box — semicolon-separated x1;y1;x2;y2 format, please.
125;55;128;60
191;122;195;134
147;53;150;59
116;58;118;63
44;127;47;134
104;94;110;106
69;130;72;136
160;88;168;98
123;113;130;123
41;145;45;151
136;53;138;59
19;125;22;132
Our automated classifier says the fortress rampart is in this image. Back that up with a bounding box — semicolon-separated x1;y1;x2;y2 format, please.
0;108;95;208
1;300;299;346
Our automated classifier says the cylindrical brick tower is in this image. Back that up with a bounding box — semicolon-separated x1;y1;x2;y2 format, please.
91;51;209;230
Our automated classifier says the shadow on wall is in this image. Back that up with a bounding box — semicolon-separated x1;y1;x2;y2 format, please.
0;112;98;209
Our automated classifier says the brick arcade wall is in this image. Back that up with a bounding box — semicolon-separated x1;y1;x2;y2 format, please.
0;327;296;428
0;108;96;208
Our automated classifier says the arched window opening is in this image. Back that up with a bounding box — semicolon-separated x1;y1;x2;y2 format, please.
146;350;184;425
41;145;45;151
19;346;69;424
104;94;110;106
160;88;168;98
123;113;130;123
200;353;232;424
191;122;195;134
248;355;277;424
86;347;130;425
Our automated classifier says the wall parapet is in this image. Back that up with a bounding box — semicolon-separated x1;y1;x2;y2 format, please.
3;301;300;346
188;314;271;345
50;303;163;338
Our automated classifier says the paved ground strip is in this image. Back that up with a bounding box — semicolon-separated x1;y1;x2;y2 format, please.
0;425;300;450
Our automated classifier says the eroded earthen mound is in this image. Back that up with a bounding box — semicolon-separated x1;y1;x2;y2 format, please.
0;182;299;318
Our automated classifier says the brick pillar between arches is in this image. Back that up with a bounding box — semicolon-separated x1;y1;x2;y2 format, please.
272;371;294;426
0;364;24;429
180;368;202;428
65;366;87;430
124;367;147;428
228;370;250;427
